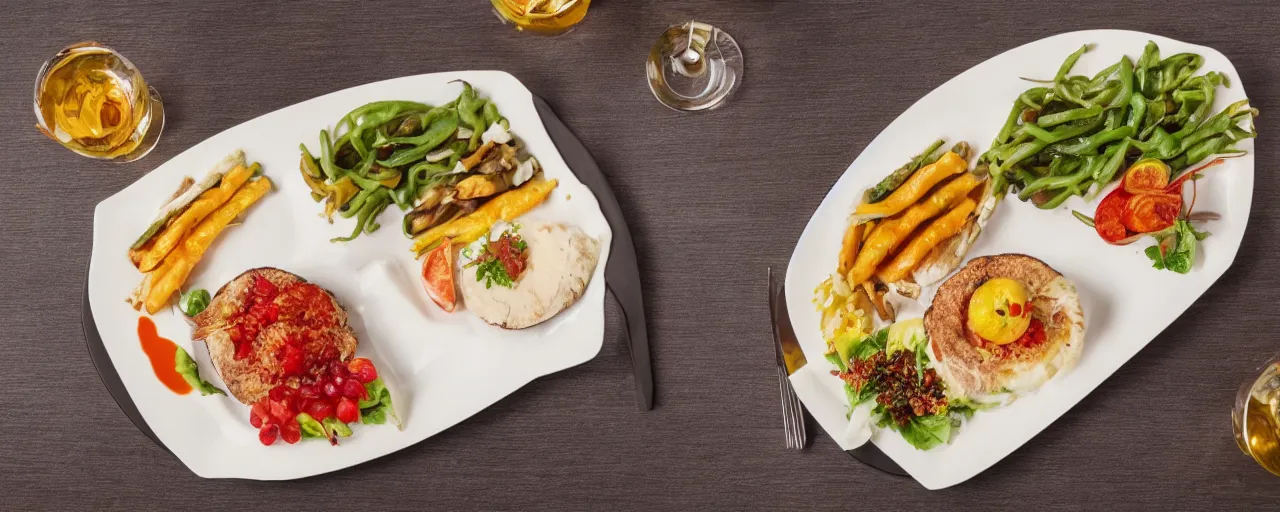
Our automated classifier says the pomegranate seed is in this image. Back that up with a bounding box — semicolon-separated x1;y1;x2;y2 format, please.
323;381;339;398
333;374;346;388
329;360;348;377
259;424;278;446
270;401;292;424
336;398;359;423
307;400;335;421
342;379;366;399
269;386;287;401
299;384;320;399
280;421;302;444
1009;303;1022;317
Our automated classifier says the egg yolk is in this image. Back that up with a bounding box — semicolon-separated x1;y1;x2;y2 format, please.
967;278;1031;345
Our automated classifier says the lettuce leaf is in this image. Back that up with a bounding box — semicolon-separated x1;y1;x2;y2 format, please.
174;347;226;397
897;414;952;450
359;377;402;429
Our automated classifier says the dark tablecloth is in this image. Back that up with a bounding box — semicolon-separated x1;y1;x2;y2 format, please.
4;1;1279;509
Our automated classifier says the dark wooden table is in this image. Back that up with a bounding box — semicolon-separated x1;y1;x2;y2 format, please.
4;1;1280;509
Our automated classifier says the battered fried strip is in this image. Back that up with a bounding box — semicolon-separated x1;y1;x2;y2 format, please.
144;177;273;313
136;164;255;272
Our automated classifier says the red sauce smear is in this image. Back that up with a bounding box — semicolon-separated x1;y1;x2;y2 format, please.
137;316;192;395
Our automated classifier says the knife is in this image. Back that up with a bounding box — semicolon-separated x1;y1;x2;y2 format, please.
533;96;654;411
769;271;907;476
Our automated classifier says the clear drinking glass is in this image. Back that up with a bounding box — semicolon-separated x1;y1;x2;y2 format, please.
33;41;164;162
1233;353;1280;475
491;0;591;35
646;20;744;111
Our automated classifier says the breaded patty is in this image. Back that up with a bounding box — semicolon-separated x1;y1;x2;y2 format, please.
925;254;1085;399
192;268;357;404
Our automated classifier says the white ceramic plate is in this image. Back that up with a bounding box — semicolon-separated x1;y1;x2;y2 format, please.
88;71;613;479
785;30;1252;489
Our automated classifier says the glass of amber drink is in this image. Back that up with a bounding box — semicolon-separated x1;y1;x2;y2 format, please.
34;42;164;162
1234;353;1280;476
491;0;590;35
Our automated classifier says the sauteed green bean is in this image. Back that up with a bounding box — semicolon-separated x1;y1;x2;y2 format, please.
984;41;1256;208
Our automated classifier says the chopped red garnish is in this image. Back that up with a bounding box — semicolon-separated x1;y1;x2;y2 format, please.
1009;302;1022;317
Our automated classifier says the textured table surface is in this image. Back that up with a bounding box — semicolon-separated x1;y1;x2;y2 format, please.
4;0;1280;509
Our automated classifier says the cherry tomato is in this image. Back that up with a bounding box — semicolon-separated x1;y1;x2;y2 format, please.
1094;187;1133;244
1122;193;1181;233
1122;158;1170;194
348;358;379;384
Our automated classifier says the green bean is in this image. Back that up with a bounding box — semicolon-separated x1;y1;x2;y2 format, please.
340;188;374;219
1021;115;1103;144
318;130;340;182
1072;210;1096;227
1125;93;1146;132
1109;56;1134;108
1037;105;1102;127
1092;140;1131;186
1055;45;1092;83
1052;126;1133;156
331;194;380;242
377;114;462;167
1019;158;1095;200
1135;41;1160;97
482;101;502;128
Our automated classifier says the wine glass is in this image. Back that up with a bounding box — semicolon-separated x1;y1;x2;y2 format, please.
646;20;744;111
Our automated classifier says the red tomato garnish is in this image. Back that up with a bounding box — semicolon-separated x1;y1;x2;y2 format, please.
1009;302;1023;317
1122;158;1170;194
1122;192;1181;233
1094;187;1132;244
348;358;378;383
421;239;457;312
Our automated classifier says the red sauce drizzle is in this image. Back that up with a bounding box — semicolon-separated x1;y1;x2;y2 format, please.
136;316;192;395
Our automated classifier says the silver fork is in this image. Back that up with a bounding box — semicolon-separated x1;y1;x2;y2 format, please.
768;267;807;450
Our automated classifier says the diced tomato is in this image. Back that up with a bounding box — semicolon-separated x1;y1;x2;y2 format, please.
421;239;458;312
1009;302;1023;317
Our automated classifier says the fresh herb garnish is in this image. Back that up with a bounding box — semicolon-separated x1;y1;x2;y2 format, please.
465;229;528;289
475;258;515;289
1145;219;1208;274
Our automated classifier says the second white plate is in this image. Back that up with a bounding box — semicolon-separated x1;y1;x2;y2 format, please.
785;30;1253;489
